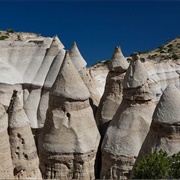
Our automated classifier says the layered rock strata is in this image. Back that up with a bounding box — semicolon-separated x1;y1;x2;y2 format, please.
0;102;13;179
38;51;100;179
95;46;129;136
69;42;101;114
138;84;180;157
100;53;155;179
8;90;42;179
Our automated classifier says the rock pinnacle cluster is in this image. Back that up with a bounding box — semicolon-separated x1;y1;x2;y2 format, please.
100;53;155;179
69;42;101;114
138;84;180;157
38;51;100;179
0;31;180;179
96;46;128;136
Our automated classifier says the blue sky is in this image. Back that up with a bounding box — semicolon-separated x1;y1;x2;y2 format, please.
0;1;180;66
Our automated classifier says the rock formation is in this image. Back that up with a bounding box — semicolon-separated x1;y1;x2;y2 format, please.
138;84;180;158
95;46;129;136
8;90;42;179
69;42;101;114
0;102;13;179
100;52;155;179
38;51;100;179
24;35;65;128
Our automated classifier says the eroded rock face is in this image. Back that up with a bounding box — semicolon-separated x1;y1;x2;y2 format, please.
0;33;65;128
0;102;13;179
8;90;42;179
96;46;128;136
138;84;180;158
69;42;101;114
101;53;155;179
38;51;100;179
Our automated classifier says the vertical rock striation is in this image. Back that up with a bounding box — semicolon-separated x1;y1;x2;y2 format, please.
38;51;100;179
69;42;101;114
100;52;155;179
138;84;180;158
0;102;13;178
95;46;129;136
24;35;65;128
8;90;42;179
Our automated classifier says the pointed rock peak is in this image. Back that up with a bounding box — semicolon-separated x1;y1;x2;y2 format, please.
108;46;129;72
69;42;87;71
153;84;180;125
8;90;22;113
51;51;90;100
123;53;148;88
52;35;64;49
8;90;29;128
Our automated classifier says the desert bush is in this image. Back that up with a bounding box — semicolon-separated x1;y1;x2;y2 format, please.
133;150;180;179
0;35;9;40
6;29;14;33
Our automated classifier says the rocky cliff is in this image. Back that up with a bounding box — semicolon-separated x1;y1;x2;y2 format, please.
0;30;180;179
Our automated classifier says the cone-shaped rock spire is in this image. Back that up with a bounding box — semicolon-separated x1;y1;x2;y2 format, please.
101;53;155;179
124;52;148;88
39;51;100;179
153;84;180;124
53;35;64;49
0;102;13;179
8;90;42;179
51;50;90;100
69;42;87;72
96;46;128;136
69;41;101;115
137;84;180;160
108;46;129;72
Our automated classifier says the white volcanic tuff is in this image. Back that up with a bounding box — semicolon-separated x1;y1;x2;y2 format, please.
51;51;90;100
43;49;66;88
39;51;100;179
108;46;129;72
138;84;180;158
24;38;65;128
0;39;52;84
123;58;148;89
37;49;66;128
100;56;155;179
0;84;23;109
8;91;42;179
153;84;180;124
32;35;64;86
0;102;14;179
69;42;87;72
96;46;128;135
93;60;180;103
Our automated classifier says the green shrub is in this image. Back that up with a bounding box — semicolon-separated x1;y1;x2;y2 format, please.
140;58;145;62
133;150;180;179
167;44;173;48
133;150;172;179
6;29;14;33
172;53;179;60
0;35;9;40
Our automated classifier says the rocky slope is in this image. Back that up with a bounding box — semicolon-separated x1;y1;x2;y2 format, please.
0;30;180;179
91;37;180;103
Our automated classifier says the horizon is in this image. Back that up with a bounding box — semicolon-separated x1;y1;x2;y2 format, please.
0;1;180;66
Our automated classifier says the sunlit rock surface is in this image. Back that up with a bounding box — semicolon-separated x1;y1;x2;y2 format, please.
100;53;155;179
38;51;100;179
